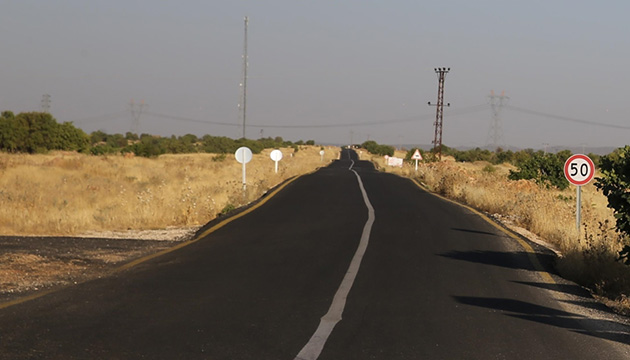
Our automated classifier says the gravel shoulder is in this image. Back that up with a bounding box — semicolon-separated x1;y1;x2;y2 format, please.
0;227;200;304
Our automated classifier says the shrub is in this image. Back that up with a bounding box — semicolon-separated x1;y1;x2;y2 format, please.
362;140;395;157
508;151;569;190
595;145;630;264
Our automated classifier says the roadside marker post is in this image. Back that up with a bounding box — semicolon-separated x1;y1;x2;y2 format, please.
411;149;423;172
564;154;595;234
270;149;283;173
320;150;325;162
235;147;253;190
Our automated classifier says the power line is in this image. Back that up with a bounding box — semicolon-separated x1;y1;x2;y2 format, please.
144;111;237;127
505;105;630;130
69;111;128;124
141;105;486;130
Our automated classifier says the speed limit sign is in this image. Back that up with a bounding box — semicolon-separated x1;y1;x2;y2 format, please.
564;154;595;234
564;154;595;186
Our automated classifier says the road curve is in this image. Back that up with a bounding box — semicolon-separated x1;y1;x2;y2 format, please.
0;149;628;359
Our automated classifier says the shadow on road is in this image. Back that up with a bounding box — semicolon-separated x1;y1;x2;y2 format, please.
453;296;630;345
438;249;555;272
513;281;590;298
451;227;498;236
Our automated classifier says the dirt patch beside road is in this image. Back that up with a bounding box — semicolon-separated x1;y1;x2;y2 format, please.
0;227;199;304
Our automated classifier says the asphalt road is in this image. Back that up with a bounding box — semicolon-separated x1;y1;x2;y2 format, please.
1;149;628;359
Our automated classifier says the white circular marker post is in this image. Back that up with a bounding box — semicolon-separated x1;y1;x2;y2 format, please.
235;147;253;190
270;149;283;173
564;154;595;234
320;150;325;162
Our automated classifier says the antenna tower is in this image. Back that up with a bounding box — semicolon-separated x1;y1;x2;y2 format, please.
41;94;51;113
238;16;249;139
129;99;145;134
486;90;509;150
428;68;451;160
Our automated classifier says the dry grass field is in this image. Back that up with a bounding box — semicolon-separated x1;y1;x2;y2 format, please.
0;146;338;236
370;151;630;314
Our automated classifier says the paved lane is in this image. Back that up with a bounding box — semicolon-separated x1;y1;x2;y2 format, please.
319;158;630;359
0;149;628;359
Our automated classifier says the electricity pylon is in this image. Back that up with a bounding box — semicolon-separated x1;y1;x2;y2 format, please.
487;90;509;150
129;99;145;134
428;68;450;160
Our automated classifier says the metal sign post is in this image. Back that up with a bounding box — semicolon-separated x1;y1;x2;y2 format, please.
411;149;423;172
564;154;595;234
235;147;253;190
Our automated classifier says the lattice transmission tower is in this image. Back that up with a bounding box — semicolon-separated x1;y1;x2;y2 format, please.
129;99;145;135
428;68;450;160
40;94;51;113
486;90;509;150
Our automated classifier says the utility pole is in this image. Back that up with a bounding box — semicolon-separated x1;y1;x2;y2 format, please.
428;67;450;160
238;16;249;139
40;94;51;113
487;90;509;150
129;99;145;135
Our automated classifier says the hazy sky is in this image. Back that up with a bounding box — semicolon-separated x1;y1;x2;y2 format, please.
1;1;629;149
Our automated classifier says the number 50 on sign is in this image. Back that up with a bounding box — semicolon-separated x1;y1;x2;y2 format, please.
564;154;595;186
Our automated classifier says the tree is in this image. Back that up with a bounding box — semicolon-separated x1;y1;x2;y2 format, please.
508;151;569;190
0;112;88;153
0;111;23;152
361;140;395;157
125;132;139;141
58;122;90;152
90;130;108;144
595;146;630;264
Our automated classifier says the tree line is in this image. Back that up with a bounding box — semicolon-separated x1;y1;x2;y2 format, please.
0;111;316;157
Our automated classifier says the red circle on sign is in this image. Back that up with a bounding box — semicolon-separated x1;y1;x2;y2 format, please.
564;154;595;186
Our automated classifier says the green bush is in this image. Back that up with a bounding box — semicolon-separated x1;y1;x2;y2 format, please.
0;111;89;153
508;151;569;190
482;164;497;173
595;145;630;264
212;153;227;162
362;140;395;157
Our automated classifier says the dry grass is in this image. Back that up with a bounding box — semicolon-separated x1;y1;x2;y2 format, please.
372;151;630;308
0;146;337;236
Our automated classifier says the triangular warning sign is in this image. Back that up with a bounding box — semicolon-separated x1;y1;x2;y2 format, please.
412;149;423;160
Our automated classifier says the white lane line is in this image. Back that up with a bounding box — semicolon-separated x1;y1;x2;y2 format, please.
295;168;375;360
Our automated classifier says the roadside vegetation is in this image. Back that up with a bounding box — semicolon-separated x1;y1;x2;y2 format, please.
0;146;335;236
367;143;630;315
0;110;335;236
0;110;315;157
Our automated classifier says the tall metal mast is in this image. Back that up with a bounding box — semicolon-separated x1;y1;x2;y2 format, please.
239;16;249;139
40;94;51;113
486;90;509;150
428;67;450;160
